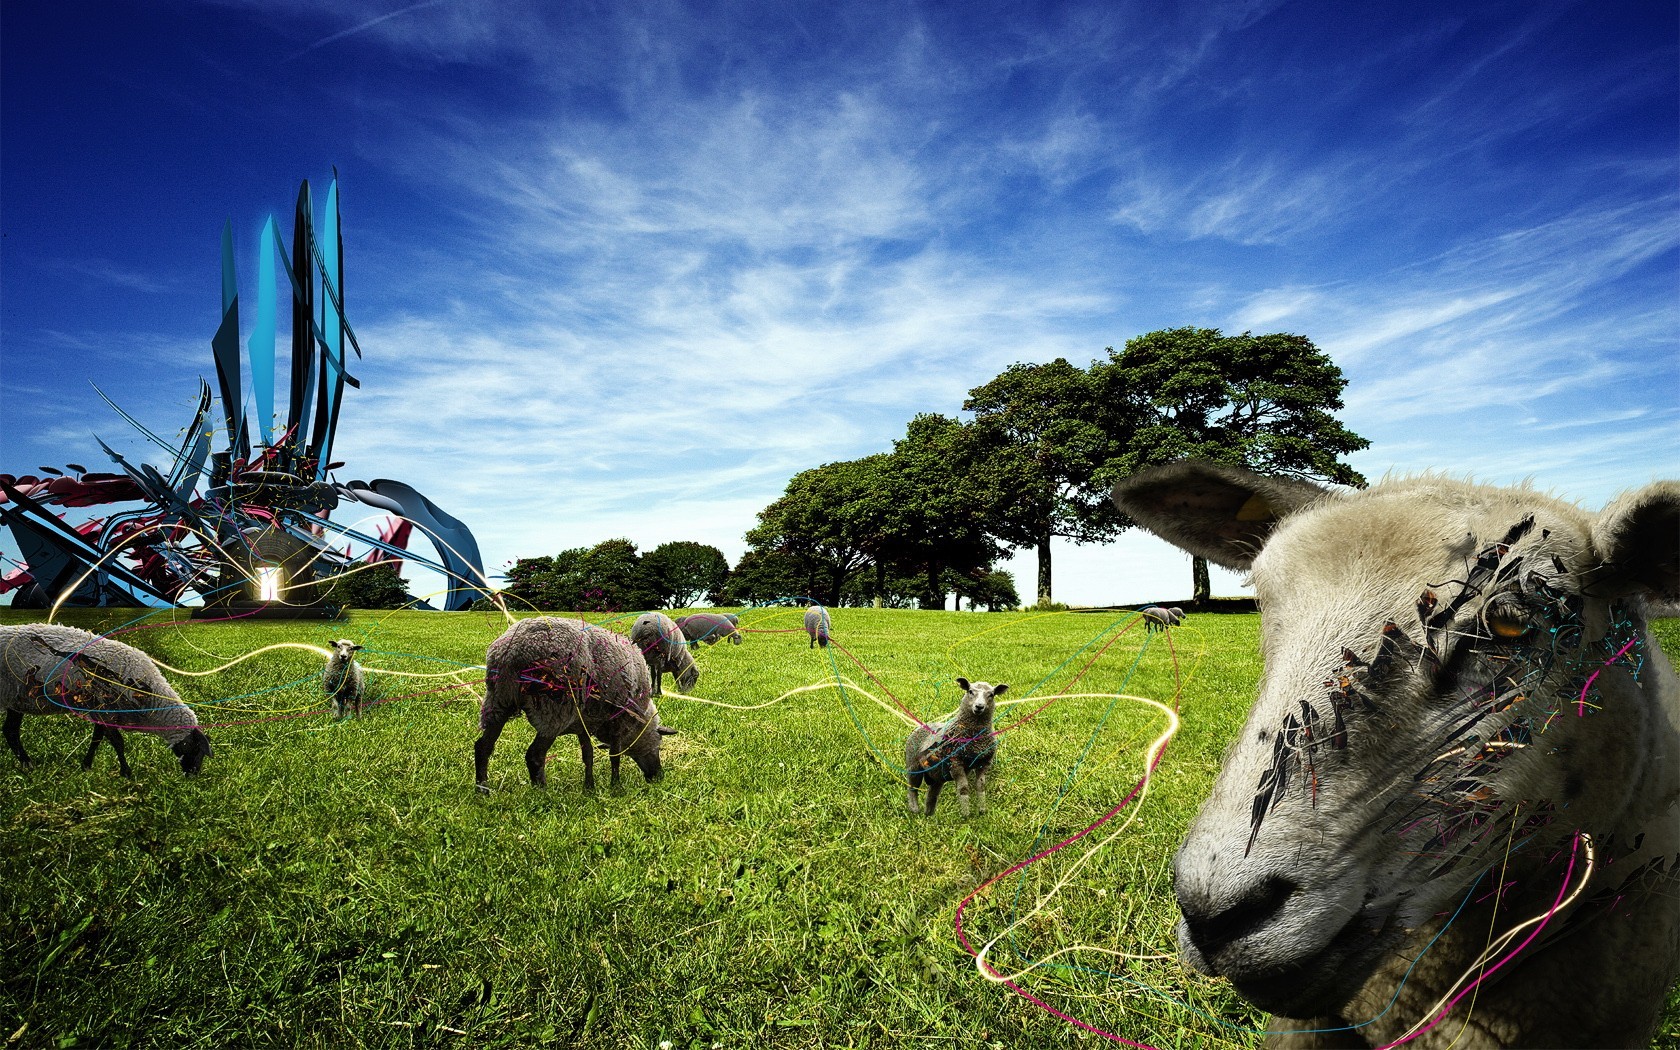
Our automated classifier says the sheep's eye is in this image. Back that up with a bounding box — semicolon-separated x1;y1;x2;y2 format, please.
1484;606;1532;641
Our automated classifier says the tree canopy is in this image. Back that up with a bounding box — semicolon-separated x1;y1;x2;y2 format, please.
962;359;1127;605
1097;327;1369;599
1098;328;1369;484
501;539;676;612
641;541;731;607
319;563;411;610
743;456;886;605
876;413;1003;609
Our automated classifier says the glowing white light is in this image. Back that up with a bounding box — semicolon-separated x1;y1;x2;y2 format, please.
256;565;282;602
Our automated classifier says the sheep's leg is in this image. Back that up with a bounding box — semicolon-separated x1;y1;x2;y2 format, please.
107;729;131;778
974;767;987;816
906;773;922;815
3;710;30;769
925;779;943;816
474;710;512;791
82;724;105;771
954;766;972;817
577;731;596;791
608;750;623;789
524;733;557;788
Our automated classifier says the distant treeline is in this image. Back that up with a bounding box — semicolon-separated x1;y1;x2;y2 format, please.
503;327;1367;611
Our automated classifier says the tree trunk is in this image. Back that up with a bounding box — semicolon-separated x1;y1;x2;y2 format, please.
1192;555;1211;604
873;560;884;609
926;560;943;610
1037;533;1053;606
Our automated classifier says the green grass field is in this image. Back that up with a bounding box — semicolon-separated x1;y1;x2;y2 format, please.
2;607;1676;1050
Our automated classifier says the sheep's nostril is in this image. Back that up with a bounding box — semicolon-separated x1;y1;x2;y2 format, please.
1180;876;1299;960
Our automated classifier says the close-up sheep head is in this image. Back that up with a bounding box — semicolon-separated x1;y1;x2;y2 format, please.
1113;460;1680;1029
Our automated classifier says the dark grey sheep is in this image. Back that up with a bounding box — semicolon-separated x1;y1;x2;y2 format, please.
675;612;742;648
0;623;212;777
630;612;699;696
905;677;1006;817
476;616;676;791
803;605;831;648
1138;606;1185;631
324;638;367;718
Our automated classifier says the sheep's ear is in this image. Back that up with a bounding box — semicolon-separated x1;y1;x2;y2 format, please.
657;726;678;736
1591;481;1680;601
1112;460;1331;570
992;683;1008;698
956;676;970;692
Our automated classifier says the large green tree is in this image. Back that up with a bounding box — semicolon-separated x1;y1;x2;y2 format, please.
1097;327;1369;599
501;553;577;610
744;457;886;605
722;548;813;606
641;541;731;608
875;413;1003;610
963;359;1128;606
319;563;411;610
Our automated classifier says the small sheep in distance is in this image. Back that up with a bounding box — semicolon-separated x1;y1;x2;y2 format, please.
1;623;212;777
1138;605;1185;631
477;616;677;792
906;677;1007;818
804;605;831;648
325;639;367;718
675;612;742;648
630;612;699;697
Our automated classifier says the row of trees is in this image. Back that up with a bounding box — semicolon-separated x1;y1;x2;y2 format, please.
493;327;1366;613
740;327;1369;606
502;540;732;612
499;536;1023;612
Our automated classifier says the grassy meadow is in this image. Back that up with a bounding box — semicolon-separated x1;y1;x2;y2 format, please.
1;606;1676;1049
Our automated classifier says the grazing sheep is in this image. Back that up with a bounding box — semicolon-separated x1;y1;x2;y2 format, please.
804;604;832;648
324;639;367;718
675;612;742;648
1138;605;1185;631
630;612;699;697
476;616;676;791
905;678;1007;817
0;623;211;777
1113;460;1680;1049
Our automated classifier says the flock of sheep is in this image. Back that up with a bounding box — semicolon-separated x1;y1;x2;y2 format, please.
0;603;1044;819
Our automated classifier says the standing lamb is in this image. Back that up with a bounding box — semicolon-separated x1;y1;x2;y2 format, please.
0;623;212;777
629;612;699;697
476;616;676;791
803;604;832;648
675;612;742;648
1137;605;1185;631
1113;459;1680;1049
324;639;367;718
905;678;1007;818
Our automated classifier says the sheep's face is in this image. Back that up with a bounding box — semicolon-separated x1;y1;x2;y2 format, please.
629;715;679;781
955;677;1007;721
675;659;700;693
1114;462;1680;1020
173;729;213;776
331;640;363;661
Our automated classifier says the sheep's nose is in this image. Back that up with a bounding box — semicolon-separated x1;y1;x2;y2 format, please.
1178;875;1299;961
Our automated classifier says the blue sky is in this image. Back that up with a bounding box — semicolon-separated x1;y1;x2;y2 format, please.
2;0;1675;607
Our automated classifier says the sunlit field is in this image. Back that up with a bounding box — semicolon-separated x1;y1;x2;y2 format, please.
3;607;1676;1049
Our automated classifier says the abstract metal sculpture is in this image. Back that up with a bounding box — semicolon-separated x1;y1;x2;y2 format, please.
0;175;491;613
